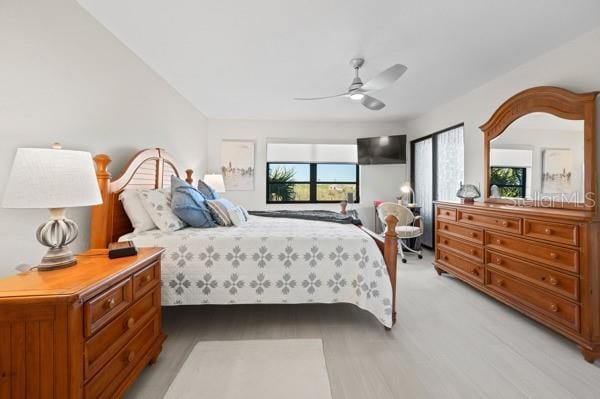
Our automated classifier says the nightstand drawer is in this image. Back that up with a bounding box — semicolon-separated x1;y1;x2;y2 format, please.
85;316;160;399
85;287;160;380
84;278;133;337
133;261;159;300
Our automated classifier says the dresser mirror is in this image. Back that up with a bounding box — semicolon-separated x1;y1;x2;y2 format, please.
489;112;584;202
480;87;598;210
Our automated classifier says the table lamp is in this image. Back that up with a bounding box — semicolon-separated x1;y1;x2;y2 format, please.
203;174;226;193
2;145;103;270
400;183;416;206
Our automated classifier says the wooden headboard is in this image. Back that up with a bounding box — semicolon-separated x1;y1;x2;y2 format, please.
89;148;192;248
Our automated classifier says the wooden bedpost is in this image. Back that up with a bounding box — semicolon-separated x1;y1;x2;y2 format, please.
90;154;112;249
185;169;194;184
384;214;399;327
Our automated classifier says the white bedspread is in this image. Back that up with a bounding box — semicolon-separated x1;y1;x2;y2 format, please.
120;215;393;327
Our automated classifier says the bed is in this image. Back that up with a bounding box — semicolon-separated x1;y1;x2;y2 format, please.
89;148;399;328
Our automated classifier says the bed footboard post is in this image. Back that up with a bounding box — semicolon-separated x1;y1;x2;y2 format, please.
90;154;112;249
384;214;399;326
185;169;194;184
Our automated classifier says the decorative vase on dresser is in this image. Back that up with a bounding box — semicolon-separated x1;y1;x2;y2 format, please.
433;86;600;362
0;247;166;398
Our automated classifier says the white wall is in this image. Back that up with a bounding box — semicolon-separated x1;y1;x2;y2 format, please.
207;119;406;230
402;27;600;193
0;0;208;276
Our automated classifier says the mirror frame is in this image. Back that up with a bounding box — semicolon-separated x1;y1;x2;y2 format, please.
480;86;598;210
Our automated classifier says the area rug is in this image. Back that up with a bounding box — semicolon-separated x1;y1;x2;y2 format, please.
164;338;333;399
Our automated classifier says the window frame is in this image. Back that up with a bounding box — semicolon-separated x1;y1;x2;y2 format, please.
489;166;527;198
266;162;360;204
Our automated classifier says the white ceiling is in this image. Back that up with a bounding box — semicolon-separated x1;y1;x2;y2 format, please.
77;0;600;122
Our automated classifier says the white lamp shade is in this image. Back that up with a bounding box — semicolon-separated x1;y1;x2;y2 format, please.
203;174;226;193
2;148;103;209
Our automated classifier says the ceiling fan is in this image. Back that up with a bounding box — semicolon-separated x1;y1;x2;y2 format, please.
293;58;407;111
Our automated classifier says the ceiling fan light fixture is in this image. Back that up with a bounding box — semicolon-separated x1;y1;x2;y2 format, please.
349;92;364;101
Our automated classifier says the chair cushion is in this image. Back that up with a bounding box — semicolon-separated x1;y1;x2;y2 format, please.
395;225;421;238
170;175;217;228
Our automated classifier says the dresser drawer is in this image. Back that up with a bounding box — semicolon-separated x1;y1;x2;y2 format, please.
486;231;579;273
486;269;580;332
437;233;484;263
436;248;484;284
84;278;133;337
523;219;579;247
436;206;457;222
437;221;483;244
85;316;160;399
133;261;160;300
84;287;160;380
458;210;522;234
486;251;579;301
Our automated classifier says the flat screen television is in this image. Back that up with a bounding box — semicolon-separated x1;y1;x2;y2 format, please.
357;135;407;165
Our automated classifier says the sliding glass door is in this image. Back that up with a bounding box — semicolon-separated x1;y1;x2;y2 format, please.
411;124;464;248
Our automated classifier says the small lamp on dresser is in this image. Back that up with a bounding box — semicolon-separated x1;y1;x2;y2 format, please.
1;144;102;270
203;173;226;193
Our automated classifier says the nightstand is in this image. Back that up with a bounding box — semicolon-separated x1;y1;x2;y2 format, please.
0;247;165;398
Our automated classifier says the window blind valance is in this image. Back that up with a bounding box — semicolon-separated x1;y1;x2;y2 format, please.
266;142;358;163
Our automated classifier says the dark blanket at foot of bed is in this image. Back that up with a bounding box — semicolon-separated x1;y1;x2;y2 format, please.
249;210;361;225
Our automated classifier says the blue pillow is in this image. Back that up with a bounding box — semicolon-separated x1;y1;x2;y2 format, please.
197;179;220;200
170;175;217;228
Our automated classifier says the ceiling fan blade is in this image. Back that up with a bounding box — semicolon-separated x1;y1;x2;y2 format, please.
361;95;385;110
293;92;349;101
360;64;407;92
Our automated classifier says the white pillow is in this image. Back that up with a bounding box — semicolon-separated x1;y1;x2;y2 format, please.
227;205;249;226
139;189;187;232
119;190;156;232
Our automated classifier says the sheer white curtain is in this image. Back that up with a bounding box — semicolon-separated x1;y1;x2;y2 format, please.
414;138;433;246
435;126;465;201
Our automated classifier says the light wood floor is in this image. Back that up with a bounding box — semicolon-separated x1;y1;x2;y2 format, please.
126;250;600;398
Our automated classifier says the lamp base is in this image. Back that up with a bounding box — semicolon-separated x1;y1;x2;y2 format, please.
38;247;77;270
35;208;79;271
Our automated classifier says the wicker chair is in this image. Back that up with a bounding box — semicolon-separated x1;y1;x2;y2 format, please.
377;202;424;263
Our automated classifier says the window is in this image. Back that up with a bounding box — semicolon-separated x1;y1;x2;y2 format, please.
490;167;527;198
267;163;359;203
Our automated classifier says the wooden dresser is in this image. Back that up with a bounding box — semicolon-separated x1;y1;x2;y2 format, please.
433;86;600;362
0;247;165;398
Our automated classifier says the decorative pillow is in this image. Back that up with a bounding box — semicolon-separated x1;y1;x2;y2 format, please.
197;179;220;200
240;206;250;220
139;188;187;232
206;198;237;226
170;175;217;228
119;190;157;232
227;206;249;226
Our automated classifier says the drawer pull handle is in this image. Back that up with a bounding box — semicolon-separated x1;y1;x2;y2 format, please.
143;274;152;284
127;351;136;363
466;215;473;220
471;232;477;237
443;225;448;230
501;221;508;227
549;303;558;313
470;249;476;255
549;277;558;286
496;239;502;245
445;211;450;216
127;317;135;329
443;240;449;245
496;279;505;287
443;255;449;261
545;228;553;235
495;258;502;265
549;252;558;259
471;268;479;276
105;298;116;309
